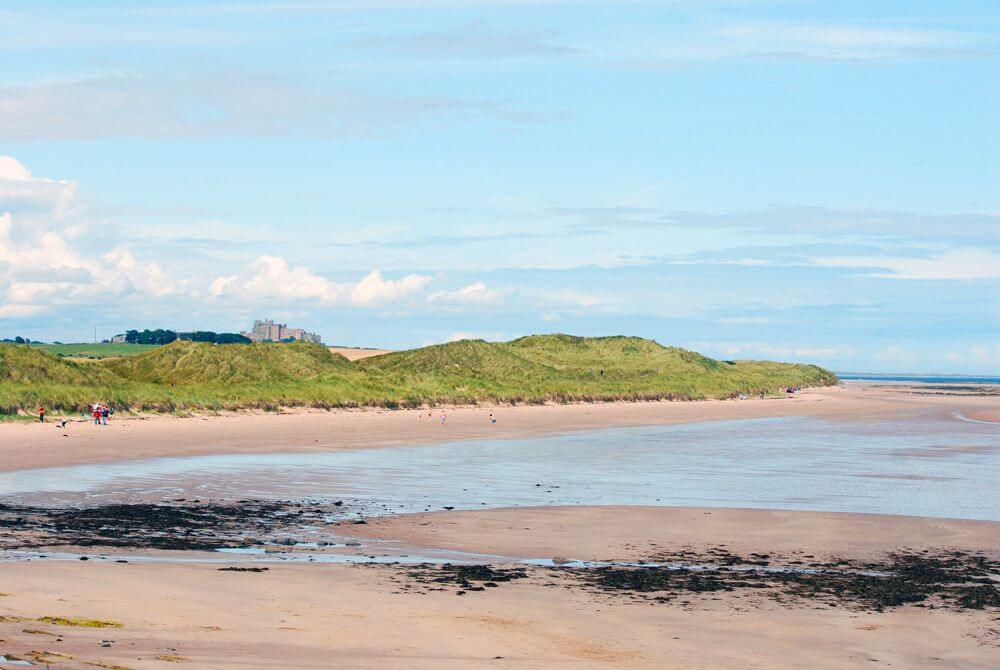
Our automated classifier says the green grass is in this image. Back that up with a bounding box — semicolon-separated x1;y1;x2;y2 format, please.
0;335;838;416
2;345;114;384
103;340;352;384
360;335;837;404
30;342;160;359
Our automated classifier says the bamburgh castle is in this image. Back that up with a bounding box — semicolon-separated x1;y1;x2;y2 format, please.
243;319;322;344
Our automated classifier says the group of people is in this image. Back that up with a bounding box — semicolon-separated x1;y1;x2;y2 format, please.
35;403;112;426
91;402;112;425
417;409;497;428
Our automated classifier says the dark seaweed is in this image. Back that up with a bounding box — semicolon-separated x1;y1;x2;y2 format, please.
0;501;345;551
573;550;1000;612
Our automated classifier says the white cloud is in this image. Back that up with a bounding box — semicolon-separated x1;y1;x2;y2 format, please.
940;345;1000;368
0;73;534;142
0;303;46;318
211;256;431;307
970;345;1000;365
0;156;78;218
699;341;852;361
355;21;573;59
539;289;601;308
352;269;431;306
0;159;183;320
873;344;919;367
428;281;507;304
623;20;990;66
813;248;1000;280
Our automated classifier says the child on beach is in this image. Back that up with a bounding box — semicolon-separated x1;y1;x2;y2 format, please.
489;412;496;428
440;411;446;426
37;406;45;422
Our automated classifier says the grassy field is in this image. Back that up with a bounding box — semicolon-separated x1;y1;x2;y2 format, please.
1;335;838;416
29;343;160;360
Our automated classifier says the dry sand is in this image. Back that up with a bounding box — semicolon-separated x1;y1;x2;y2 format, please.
2;383;994;474
1;507;998;669
327;346;392;361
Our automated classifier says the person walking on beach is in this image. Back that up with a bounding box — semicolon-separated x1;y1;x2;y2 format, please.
489;412;496;428
92;403;102;426
100;405;110;426
37;406;45;423
440;411;447;426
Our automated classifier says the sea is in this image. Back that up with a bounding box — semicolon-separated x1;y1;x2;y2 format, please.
837;373;1000;384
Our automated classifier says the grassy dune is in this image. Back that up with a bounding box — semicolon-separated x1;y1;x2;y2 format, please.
0;335;837;416
29;343;158;360
104;340;353;384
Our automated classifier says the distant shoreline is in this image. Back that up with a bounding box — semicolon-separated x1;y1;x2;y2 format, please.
839;373;1000;384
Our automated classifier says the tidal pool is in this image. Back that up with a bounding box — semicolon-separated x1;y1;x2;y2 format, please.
2;415;997;520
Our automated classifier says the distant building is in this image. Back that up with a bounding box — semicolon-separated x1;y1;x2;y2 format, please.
243;319;322;344
110;334;126;344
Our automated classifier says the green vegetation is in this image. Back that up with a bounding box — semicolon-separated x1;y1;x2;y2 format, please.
124;328;250;345
0;334;837;416
36;616;123;628
361;335;837;403
104;340;352;384
30;342;160;359
2;345;116;384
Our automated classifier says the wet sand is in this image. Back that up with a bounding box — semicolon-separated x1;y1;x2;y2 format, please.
1;506;998;668
1;383;993;474
964;407;1000;424
350;505;1000;561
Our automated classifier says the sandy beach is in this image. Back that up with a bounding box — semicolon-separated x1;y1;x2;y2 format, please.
1;383;993;474
1;383;998;668
1;506;998;669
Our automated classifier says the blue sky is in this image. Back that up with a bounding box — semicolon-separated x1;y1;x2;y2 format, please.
1;0;998;373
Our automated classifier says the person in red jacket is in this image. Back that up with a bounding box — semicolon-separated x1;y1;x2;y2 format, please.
37;406;45;423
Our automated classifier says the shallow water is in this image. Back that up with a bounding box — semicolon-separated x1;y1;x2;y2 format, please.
838;373;1000;384
2;415;998;520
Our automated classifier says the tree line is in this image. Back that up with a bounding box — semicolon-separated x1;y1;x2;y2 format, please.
124;329;251;345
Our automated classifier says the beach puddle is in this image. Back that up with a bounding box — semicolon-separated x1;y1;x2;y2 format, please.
1;415;996;520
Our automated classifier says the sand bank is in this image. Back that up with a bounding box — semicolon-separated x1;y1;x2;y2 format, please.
1;383;992;474
1;506;998;669
349;505;1000;561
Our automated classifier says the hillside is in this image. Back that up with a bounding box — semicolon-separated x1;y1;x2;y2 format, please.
0;344;112;385
30;343;159;360
1;334;837;416
103;340;353;384
360;334;837;402
0;344;122;415
358;339;562;403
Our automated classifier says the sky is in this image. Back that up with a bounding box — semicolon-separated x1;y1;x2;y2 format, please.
1;0;998;373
